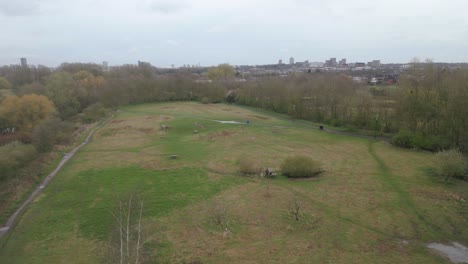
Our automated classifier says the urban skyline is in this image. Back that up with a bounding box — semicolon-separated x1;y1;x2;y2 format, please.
1;1;468;67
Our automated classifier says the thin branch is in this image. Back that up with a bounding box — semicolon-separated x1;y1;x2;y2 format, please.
120;201;123;264
127;193;134;263
135;200;144;264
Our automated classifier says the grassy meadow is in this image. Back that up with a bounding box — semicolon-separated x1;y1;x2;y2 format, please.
0;102;467;263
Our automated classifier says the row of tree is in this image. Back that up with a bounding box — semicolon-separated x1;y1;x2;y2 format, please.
0;61;467;152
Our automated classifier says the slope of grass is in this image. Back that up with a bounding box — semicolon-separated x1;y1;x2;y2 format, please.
1;102;467;264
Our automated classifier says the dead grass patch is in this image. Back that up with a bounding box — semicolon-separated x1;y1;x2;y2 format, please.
110;119;125;124
153;182;328;263
202;130;237;141
249;115;270;120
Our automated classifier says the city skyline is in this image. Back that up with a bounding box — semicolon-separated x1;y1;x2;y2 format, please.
1;0;468;67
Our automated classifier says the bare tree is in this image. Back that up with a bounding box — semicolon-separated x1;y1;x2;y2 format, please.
108;192;149;264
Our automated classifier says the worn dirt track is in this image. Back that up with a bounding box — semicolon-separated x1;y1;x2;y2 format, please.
0;117;112;239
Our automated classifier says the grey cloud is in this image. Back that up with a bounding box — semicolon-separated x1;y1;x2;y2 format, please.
0;0;41;16
148;0;188;14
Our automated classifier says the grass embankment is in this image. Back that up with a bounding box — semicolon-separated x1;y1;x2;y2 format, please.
1;102;467;264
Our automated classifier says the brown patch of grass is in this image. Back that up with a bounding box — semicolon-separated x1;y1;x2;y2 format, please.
202;130;237;141
153;182;331;263
110;119;125;124
249;115;270;120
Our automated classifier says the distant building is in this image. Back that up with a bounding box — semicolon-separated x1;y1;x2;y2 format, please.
289;57;294;65
355;62;366;67
325;57;337;67
138;60;151;67
20;58;27;68
102;61;109;71
278;59;283;65
339;58;347;66
367;60;381;68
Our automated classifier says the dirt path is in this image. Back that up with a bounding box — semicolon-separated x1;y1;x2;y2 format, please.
428;242;468;263
0;117;112;239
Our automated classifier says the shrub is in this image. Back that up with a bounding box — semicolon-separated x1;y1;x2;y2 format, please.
281;155;323;178
0;141;38;181
392;129;451;151
412;134;451;152
434;149;466;181
200;97;210;104
32;117;73;152
81;103;107;123
391;129;414;148
238;157;261;176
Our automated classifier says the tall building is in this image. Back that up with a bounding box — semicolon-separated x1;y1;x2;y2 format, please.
325;57;337;67
102;61;109;71
339;58;347;66
367;60;381;68
278;59;283;65
289;57;294;65
20;58;27;68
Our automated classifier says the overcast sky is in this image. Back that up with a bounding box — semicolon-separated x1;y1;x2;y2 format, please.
1;0;468;67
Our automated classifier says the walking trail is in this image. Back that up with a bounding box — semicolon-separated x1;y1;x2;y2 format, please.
0;117;111;239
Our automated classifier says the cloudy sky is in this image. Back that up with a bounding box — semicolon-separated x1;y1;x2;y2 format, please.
1;0;467;67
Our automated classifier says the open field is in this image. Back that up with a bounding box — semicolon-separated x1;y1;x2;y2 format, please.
1;102;467;263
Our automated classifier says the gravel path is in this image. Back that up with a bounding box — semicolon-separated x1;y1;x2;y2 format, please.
428;242;468;263
0;118;111;239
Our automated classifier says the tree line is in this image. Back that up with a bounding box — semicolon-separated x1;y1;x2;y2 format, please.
0;61;467;152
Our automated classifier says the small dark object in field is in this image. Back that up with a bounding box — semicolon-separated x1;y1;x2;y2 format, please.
319;126;324;130
169;155;178;159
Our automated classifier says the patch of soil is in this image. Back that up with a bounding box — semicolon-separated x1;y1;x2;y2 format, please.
110;119;125;124
138;127;154;133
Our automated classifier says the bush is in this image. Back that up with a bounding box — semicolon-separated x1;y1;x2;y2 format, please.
434;149;466;181
391;129;414;148
0;141;38;181
81;103;107;123
392;129;451;151
200;97;210;104
238;157;261;176
32;117;73;152
412;134;451;152
281;155;323;178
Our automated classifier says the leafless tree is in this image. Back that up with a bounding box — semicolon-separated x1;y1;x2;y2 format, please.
108;192;149;264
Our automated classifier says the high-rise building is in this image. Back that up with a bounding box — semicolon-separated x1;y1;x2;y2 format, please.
278;59;283;65
20;58;27;68
325;57;337;67
339;58;347;66
289;57;295;65
367;60;381;68
102;61;109;71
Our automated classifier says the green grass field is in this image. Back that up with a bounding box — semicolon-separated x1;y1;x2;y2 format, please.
0;102;467;263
